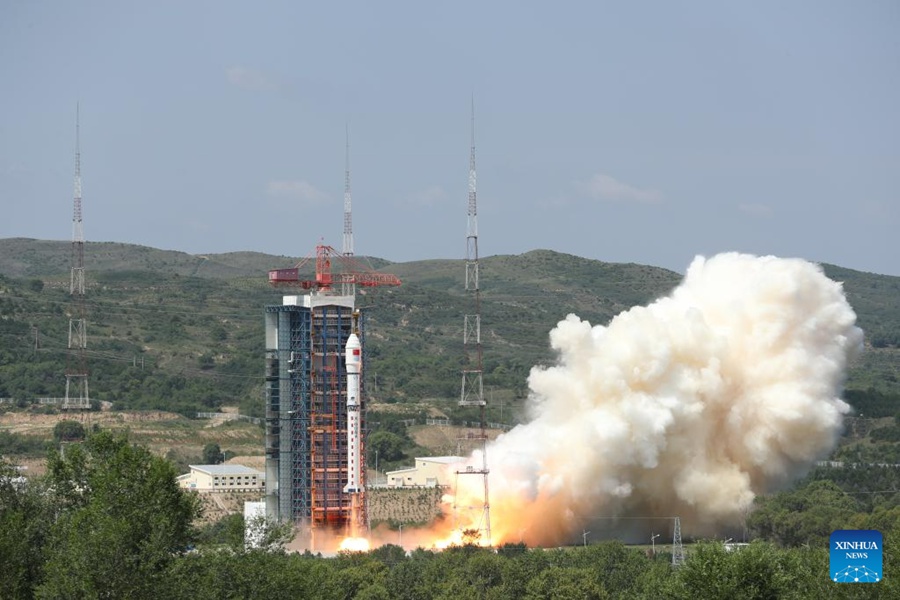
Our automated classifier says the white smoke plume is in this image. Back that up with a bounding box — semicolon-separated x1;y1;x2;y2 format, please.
449;253;864;546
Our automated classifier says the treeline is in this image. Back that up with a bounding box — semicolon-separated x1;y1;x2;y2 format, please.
3;431;900;599
162;539;899;599
0;355;257;418
844;388;900;419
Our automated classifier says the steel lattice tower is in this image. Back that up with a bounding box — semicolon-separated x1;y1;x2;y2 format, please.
456;98;491;545
342;125;355;297
672;516;685;567
343;125;353;258
64;104;90;410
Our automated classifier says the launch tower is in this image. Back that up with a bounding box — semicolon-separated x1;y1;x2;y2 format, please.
266;244;399;542
265;131;388;542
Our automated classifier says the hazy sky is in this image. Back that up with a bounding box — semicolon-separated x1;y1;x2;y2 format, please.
1;1;898;275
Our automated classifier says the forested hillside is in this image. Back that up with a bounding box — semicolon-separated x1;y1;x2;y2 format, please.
0;238;897;425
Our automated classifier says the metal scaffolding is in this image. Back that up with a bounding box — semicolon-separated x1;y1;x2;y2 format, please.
265;300;360;538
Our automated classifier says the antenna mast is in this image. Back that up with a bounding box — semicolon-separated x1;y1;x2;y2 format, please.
457;97;491;545
342;124;355;297
343;124;353;258
64;104;90;410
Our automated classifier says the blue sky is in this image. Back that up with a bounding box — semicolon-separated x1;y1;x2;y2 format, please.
1;1;898;275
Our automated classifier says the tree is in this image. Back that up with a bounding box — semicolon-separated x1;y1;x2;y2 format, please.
244;513;295;552
52;420;85;443
524;566;609;600
196;513;245;550
202;442;223;465
368;543;408;565
36;431;202;599
197;353;215;370
747;480;858;547
666;541;802;600
0;460;52;599
569;541;651;595
367;431;406;464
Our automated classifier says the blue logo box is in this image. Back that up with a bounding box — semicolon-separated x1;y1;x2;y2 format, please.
830;530;882;583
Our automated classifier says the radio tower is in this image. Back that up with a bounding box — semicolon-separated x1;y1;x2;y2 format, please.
456;98;491;545
342;125;355;296
64;104;90;410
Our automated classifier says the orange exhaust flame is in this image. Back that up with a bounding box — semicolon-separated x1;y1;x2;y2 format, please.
338;536;371;552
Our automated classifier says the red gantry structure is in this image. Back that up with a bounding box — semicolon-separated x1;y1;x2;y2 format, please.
268;245;401;291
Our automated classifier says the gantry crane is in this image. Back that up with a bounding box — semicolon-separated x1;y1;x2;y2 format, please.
268;244;401;291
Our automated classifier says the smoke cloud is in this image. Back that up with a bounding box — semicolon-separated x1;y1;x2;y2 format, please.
450;253;864;546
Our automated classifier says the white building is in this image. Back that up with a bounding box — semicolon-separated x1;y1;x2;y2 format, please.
177;464;265;492
385;456;464;488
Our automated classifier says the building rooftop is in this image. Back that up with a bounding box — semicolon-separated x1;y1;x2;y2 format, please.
417;456;465;464
188;464;264;476
385;467;417;475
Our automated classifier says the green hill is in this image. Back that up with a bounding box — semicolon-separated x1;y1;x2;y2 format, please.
0;238;897;425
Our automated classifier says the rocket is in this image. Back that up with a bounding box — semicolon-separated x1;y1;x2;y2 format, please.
344;333;362;495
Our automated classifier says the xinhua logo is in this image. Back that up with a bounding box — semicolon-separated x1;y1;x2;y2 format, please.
830;530;882;583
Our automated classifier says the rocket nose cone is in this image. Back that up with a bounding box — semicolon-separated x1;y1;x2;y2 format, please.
346;333;361;350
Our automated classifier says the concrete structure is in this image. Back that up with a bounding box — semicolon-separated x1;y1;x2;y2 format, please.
385;456;464;488
177;464;264;492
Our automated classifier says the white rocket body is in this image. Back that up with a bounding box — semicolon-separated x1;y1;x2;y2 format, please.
344;333;362;494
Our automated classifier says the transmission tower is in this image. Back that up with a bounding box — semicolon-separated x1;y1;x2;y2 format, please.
672;516;685;567
64;104;90;410
456;98;491;545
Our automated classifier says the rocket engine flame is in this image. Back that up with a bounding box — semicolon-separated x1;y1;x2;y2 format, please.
338;536;371;553
446;253;863;547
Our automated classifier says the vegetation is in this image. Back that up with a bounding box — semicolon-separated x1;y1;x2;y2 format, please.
202;442;224;465
52;420;85;443
4;470;900;600
3;426;900;598
1;239;896;428
1;239;899;594
1;431;202;599
823;264;900;350
196;513;245;550
0;431;48;458
843;388;900;419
